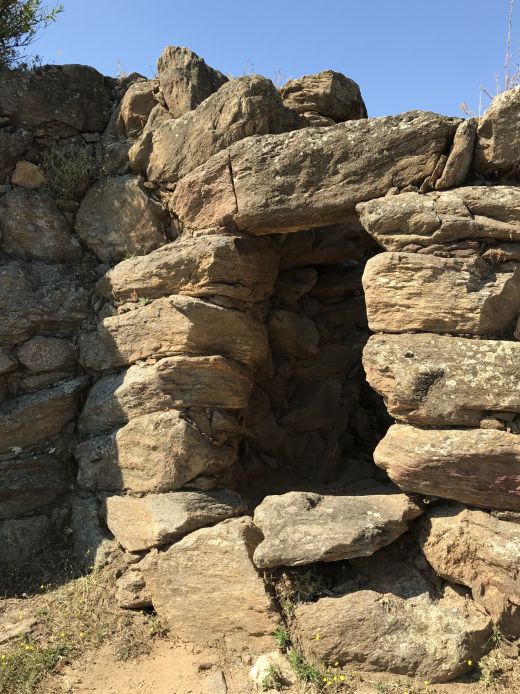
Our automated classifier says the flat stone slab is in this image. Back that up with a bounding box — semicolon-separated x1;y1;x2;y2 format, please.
363;252;520;336
374;424;520;510
252;488;422;568
103;490;245;551
363;333;520;426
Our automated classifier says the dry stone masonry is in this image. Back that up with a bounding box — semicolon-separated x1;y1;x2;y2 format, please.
2;44;520;685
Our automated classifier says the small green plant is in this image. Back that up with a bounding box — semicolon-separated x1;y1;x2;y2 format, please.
478;651;504;688
41;142;99;201
138;296;153;307
287;649;321;685
0;0;63;69
261;664;284;691
0;640;70;694
272;628;291;651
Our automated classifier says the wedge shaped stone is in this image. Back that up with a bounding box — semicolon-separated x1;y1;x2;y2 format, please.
76;410;237;493
364;333;520;426
103;490;245;551
420;505;520;638
144;517;280;650
363;253;520;335
374;424;520;510
79;295;268;371
97;231;279;303
252;488;422;568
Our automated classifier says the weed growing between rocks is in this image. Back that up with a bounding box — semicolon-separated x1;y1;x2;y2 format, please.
41;141;99;201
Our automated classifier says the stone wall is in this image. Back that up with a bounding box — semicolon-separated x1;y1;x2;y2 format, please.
1;46;520;683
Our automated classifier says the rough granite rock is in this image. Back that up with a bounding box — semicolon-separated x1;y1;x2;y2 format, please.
170;111;459;234
78;355;252;435
0;515;52;566
0;455;67;519
363;333;520;426
11;160;45;189
130;75;301;183
374;424;520;510
144;517;280;650
0;378;86;453
157;45;228;117
435;118;477;189
0;129;32;181
97;231;279;304
252;488;422;568
115;553;155;608
103;490;245;551
75;174;167;263
0;65;113;136
110;79;158;138
420;505;520;638
70;496;119;570
79;295;268;371
357;186;520;250
16;336;76;373
76;410;237;493
473;85;520;176
0;188;81;262
280;70;367;121
363;253;520;335
294;585;491;682
0;262;91;347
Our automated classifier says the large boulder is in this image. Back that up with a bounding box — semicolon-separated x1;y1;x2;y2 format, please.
364;333;520;426
97;231;279;304
0;65;113;136
473;86;520;176
78;355;252;436
252;488;422;568
374;424;520;510
75;174;168;263
0;378;86;453
76;410;237;493
280;70;367;122
129;75;301;183
103;490;244;551
420;505;520;638
170;111;459;234
110;79;158;138
157;45;228;117
363;253;520;335
0;189;81;262
357;185;520;250
0;262;92;347
0;455;67;519
79;295;268;371
144;517;280;650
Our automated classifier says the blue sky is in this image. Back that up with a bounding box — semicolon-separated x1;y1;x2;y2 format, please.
32;0;518;118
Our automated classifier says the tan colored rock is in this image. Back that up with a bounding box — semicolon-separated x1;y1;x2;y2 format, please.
170;111;459;234
130;75;301;183
145;517;280;650
420;505;520;638
79;355;252;435
11;160;45;188
364;333;520;426
103;490;244;551
473;85;520;176
280;70;367;121
157;45;228;117
75;175;167;263
16;336;76;373
0;455;67;519
112;79;157;138
0;261;91;346
79;295;268;371
249;651;295;688
76;410;237;493
0;515;52;566
363;253;520;335
435;118;476;189
0;189;81;262
252;488;422;568
98;231;279;303
357;186;520;251
374;424;520;510
294;585;491;683
115;553;155;608
0;65;113;136
268;310;320;358
0;378;86;454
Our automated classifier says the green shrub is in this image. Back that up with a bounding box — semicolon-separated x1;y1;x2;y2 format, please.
42;142;99;201
0;1;63;70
